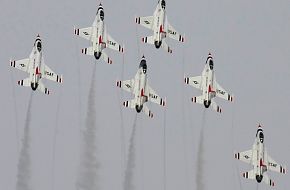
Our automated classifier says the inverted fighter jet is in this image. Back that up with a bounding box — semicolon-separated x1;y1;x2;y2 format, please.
234;125;286;186
10;35;63;95
116;56;166;118
184;53;233;113
74;3;124;64
135;0;184;53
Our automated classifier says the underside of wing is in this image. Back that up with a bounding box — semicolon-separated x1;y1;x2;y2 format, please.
184;75;202;90
106;33;124;53
116;79;135;93
135;16;154;30
147;85;166;106
10;58;30;73
43;64;63;83
74;27;93;41
214;80;233;102
267;154;286;174
167;21;184;42
234;149;253;164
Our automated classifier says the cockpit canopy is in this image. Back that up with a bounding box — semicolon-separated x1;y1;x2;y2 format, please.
161;0;166;9
259;132;264;143
139;59;147;74
100;10;104;20
209;59;213;70
36;41;42;52
97;5;104;20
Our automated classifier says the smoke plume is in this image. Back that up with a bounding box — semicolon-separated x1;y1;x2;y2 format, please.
16;93;33;190
196;109;206;190
123;114;138;190
76;67;99;190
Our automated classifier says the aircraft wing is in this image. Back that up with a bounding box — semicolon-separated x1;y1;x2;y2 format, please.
146;85;166;106
234;149;253;164
106;34;124;53
116;79;135;94
43;64;63;83
74;27;92;41
184;76;202;90
167;21;184;42
10;58;30;73
135;16;154;30
267;154;286;174
214;80;233;102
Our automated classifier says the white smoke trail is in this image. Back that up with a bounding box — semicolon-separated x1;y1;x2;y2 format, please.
196;109;206;190
76;66;99;190
123;114;138;190
16;93;33;190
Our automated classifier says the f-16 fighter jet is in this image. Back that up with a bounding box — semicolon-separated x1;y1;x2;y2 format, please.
10;35;63;95
184;53;233;113
234;125;286;187
74;3;124;64
135;0;184;53
116;56;166;118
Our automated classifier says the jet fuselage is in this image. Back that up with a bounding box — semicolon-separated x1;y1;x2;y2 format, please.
29;37;43;90
134;59;148;112
92;5;106;59
202;56;215;108
153;0;166;48
253;127;266;183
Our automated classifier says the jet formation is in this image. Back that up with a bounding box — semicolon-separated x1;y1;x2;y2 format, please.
234;125;286;186
10;35;63;95
116;56;166;118
74;3;124;64
135;0;185;53
8;0;287;188
184;53;233;113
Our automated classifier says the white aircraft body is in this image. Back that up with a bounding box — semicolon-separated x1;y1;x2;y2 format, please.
10;35;63;95
234;125;286;186
116;56;166;118
74;3;124;64
135;0;184;53
184;53;233;113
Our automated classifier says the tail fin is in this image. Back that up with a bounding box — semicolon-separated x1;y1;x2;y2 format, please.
161;41;172;54
37;81;50;95
263;174;275;187
142;104;153;118
242;169;255;180
210;100;222;113
81;47;94;55
17;78;30;87
142;36;154;45
101;52;113;64
123;99;136;109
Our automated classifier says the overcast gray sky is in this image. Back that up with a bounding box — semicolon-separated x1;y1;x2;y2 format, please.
0;0;290;190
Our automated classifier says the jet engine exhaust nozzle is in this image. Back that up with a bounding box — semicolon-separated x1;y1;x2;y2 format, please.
135;105;143;113
31;83;38;91
204;100;211;108
94;52;102;60
256;175;263;183
154;41;162;49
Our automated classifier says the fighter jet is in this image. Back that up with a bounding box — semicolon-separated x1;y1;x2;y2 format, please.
135;0;184;53
10;35;63;95
184;53;233;113
116;56;166;118
234;125;286;186
74;3;124;64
